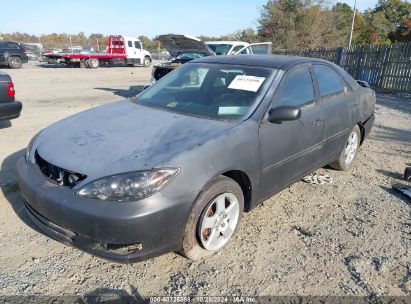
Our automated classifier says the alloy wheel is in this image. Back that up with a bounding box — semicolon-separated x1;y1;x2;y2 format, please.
199;192;240;251
344;131;358;164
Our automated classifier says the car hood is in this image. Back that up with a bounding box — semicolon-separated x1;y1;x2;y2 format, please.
157;34;214;58
35;100;235;180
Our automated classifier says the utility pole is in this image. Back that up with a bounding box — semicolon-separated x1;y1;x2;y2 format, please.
348;0;357;49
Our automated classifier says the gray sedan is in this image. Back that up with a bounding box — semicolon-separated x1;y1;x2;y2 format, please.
17;55;375;263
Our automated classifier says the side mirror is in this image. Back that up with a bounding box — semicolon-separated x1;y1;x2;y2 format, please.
268;105;301;123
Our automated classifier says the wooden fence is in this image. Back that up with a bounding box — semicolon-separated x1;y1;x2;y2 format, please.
272;43;411;92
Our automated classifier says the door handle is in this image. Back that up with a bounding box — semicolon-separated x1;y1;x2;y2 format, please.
351;103;359;109
311;118;323;126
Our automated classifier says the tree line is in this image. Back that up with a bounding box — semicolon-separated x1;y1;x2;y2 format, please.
256;0;410;49
0;0;409;50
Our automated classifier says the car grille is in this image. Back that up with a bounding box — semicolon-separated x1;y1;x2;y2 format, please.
34;150;86;188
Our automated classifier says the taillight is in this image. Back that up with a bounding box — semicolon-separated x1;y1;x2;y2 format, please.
7;82;15;97
21;49;27;53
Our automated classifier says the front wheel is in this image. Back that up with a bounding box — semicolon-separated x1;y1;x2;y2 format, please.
143;56;151;67
330;125;361;171
180;176;244;260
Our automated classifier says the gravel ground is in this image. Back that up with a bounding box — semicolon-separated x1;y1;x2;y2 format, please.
0;62;410;302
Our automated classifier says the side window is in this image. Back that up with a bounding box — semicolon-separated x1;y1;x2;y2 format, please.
232;45;245;53
6;43;19;49
274;66;314;107
128;41;133;48
313;65;344;97
240;47;250;54
134;41;142;49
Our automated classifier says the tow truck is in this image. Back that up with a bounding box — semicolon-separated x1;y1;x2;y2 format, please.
43;35;152;69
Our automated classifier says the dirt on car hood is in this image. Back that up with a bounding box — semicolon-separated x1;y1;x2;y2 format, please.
157;34;214;58
34;100;234;181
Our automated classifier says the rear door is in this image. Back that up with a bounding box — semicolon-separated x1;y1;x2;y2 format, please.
235;42;272;55
311;64;352;162
258;64;324;200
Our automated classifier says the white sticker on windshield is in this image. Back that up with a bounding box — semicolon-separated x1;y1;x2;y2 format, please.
228;75;266;92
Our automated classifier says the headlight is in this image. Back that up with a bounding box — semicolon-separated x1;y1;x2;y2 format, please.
25;130;42;163
75;168;180;201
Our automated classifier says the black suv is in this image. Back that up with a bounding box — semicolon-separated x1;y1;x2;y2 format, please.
0;41;29;69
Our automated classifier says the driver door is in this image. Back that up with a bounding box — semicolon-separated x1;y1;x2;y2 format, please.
257;65;325;201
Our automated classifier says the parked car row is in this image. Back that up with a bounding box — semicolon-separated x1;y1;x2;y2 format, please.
148;34;272;85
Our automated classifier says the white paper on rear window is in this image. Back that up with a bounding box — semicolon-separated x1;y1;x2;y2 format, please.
228;75;266;92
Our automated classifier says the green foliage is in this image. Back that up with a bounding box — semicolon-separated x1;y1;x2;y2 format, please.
258;0;349;48
138;35;157;50
258;0;411;48
376;0;411;26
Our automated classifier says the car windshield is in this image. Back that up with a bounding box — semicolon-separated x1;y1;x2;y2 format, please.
136;63;276;121
206;44;232;55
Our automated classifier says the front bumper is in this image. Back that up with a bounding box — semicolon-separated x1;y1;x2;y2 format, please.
0;101;22;121
16;157;197;263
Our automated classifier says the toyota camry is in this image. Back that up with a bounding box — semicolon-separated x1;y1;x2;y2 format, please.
17;55;375;263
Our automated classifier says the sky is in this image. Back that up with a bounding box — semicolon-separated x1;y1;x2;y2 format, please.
3;0;379;38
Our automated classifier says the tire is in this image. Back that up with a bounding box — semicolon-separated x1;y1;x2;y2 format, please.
143;56;151;67
8;57;23;69
330;125;361;171
404;167;411;182
180;176;244;260
85;59;91;68
88;58;99;69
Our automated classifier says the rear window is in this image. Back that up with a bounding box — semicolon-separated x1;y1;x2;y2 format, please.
313;65;344;97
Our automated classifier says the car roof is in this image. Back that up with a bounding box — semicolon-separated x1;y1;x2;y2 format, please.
190;54;332;70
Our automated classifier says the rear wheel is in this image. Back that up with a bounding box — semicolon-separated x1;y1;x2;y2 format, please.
88;58;99;69
8;57;23;69
180;176;244;260
330;125;361;171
